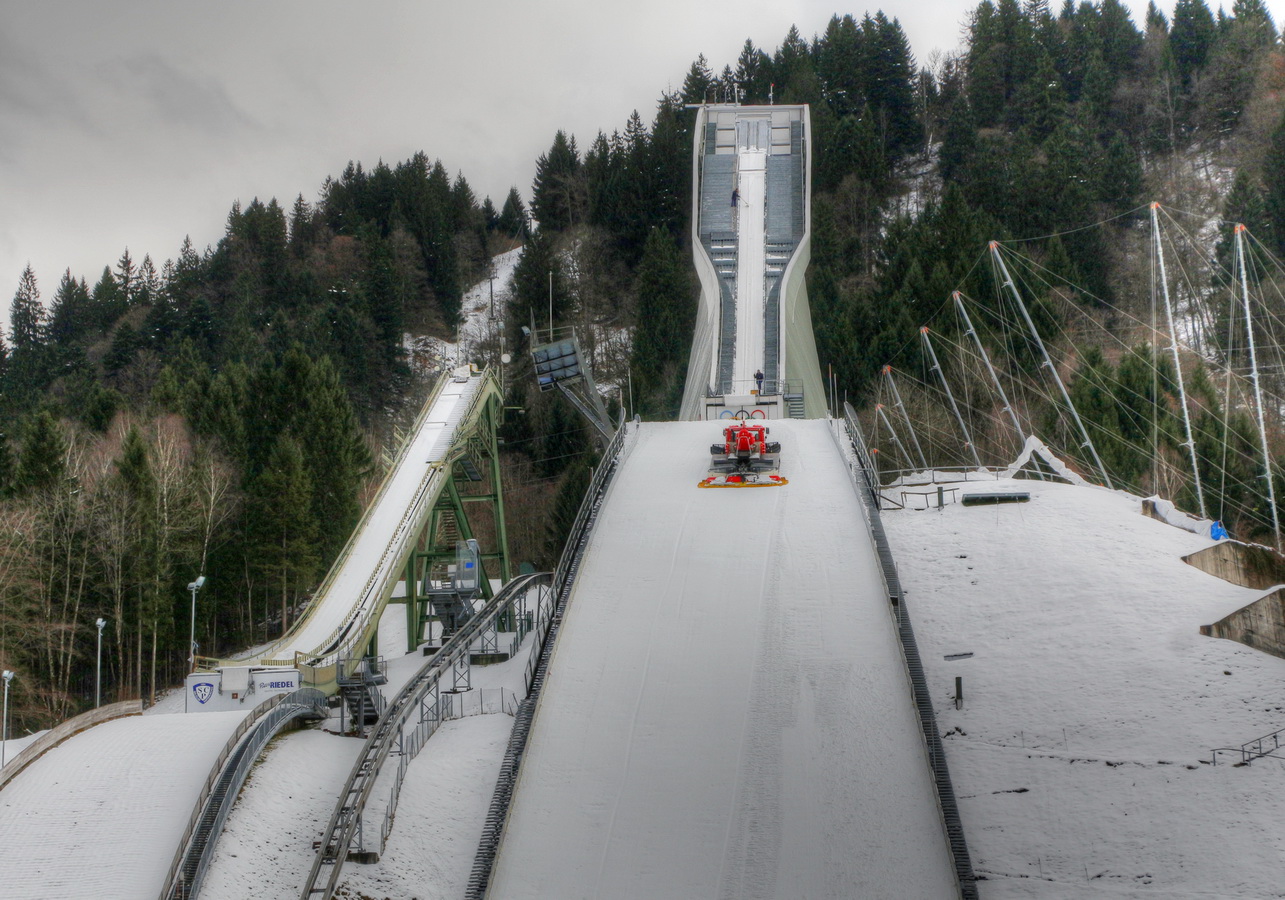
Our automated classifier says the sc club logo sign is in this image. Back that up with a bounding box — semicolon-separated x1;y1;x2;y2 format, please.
192;682;215;705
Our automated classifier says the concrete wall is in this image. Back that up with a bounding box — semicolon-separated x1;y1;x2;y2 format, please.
1201;588;1285;662
1182;540;1285;590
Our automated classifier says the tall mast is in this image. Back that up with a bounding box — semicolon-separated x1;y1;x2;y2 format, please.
1151;203;1207;518
990;242;1114;489
921;326;983;468
954;292;1028;454
1234;223;1281;550
875;402;916;472
883;365;929;471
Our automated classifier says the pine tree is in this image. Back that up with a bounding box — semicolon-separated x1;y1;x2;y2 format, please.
9;265;45;352
498;187;529;240
16;410;65;494
631;228;693;414
531;131;582;232
248;434;318;636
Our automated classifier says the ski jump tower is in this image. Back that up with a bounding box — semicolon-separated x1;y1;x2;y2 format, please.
681;103;828;420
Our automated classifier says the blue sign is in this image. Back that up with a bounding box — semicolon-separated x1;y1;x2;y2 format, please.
193;682;214;704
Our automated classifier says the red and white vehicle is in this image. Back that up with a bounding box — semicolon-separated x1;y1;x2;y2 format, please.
700;422;787;488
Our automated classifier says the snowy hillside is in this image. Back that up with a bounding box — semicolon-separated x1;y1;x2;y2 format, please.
883;477;1285;897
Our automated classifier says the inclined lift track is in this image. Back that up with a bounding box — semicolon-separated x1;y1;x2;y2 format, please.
298;571;554;899
300;414;630;900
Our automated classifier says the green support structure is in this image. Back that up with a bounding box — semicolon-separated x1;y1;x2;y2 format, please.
399;382;512;652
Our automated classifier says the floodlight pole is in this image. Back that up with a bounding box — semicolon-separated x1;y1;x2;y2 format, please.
95;618;106;708
2;670;13;769
187;576;206;673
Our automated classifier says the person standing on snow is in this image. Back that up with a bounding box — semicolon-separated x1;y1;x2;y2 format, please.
754;369;764;393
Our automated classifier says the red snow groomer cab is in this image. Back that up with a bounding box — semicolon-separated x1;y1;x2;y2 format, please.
699;422;787;488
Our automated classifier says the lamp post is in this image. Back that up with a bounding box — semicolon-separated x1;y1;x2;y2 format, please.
2;670;14;769
95;618;106;708
187;576;206;673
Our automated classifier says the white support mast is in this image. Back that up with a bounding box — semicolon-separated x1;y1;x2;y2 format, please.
875;402;916;472
954;292;1029;455
1151;203;1207;519
1234;223;1281;550
990;242;1114;489
920;327;983;469
882;365;929;471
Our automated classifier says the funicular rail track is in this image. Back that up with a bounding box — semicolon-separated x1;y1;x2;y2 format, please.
299;571;552;900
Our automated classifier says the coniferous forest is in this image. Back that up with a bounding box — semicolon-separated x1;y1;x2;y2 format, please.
2;1;1284;729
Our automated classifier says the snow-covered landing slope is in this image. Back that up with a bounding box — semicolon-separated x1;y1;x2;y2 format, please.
489;420;958;899
0;711;244;899
884;478;1285;898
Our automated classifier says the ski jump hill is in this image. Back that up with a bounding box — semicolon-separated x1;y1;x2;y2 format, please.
0;104;975;899
486;418;961;897
484;105;969;897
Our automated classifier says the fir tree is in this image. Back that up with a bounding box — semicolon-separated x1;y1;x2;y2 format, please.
631;228;693;415
498;187;529;239
248;434;318;636
16;410;65;494
1171;0;1217;89
531;131;582;232
9;265;45;352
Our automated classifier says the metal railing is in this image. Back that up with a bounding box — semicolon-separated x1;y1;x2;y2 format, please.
160;688;328;900
833;406;979;900
1212;724;1285;766
298;571;552;900
377;688;521;851
466;412;633;900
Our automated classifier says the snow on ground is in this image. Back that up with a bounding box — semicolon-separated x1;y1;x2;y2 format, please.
407;247;521;376
489;420;959;899
201;729;364;900
335;715;514;900
202;593;541;899
0;731;46;765
0;710;244;899
882;476;1285;898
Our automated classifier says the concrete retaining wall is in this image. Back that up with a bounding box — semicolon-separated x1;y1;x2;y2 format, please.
0;699;143;791
1201;588;1285;662
1182;540;1285;590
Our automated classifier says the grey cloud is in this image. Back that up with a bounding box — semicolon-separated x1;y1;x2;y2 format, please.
93;52;260;138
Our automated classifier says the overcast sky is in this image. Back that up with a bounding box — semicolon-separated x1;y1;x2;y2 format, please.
2;0;1280;310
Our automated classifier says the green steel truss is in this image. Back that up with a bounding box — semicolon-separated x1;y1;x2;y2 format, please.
395;373;511;653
